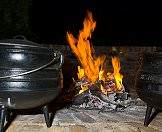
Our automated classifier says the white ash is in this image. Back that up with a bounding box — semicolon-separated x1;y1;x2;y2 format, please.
72;90;137;112
72;77;137;111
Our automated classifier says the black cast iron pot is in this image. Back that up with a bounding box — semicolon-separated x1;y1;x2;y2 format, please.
136;51;162;126
0;38;64;131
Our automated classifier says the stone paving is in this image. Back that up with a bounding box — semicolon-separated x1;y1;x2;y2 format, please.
5;100;162;132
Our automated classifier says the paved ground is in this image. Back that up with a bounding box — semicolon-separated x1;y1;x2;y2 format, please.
5;100;162;132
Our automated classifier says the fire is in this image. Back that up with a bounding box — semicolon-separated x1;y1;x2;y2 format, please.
67;11;124;95
67;11;106;83
112;57;123;91
77;66;85;80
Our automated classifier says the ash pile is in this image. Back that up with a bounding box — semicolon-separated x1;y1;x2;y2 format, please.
71;78;137;112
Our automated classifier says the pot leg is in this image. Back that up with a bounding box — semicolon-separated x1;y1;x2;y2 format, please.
5;109;11;122
144;105;153;127
42;105;54;128
0;106;6;132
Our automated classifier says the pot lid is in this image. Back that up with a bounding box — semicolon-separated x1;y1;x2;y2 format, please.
0;38;44;48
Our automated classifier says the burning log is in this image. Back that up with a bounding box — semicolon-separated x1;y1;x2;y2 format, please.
72;88;135;112
72;78;135;112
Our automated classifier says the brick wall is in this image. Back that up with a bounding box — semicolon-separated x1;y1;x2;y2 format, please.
49;44;157;97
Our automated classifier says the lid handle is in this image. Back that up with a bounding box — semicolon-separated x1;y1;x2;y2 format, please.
13;35;27;40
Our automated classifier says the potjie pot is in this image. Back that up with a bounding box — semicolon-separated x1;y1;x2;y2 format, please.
0;38;64;131
136;52;162;126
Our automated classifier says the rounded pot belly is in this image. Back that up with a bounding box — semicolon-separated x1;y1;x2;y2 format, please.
0;68;63;109
136;79;162;108
136;52;162;109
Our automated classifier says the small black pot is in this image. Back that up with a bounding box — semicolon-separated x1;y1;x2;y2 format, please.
0;38;63;109
0;38;64;131
136;52;162;126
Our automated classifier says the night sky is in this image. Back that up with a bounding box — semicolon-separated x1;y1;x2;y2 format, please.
31;0;162;45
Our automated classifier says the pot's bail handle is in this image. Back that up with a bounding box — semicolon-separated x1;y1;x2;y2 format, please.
52;51;64;69
0;52;64;79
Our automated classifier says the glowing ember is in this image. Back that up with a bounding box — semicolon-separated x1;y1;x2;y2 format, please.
67;11;124;95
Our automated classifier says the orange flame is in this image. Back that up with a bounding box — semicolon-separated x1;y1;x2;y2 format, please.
67;11;106;83
67;11;123;94
112;57;123;91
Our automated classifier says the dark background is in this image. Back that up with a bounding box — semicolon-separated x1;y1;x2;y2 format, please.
0;0;161;45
